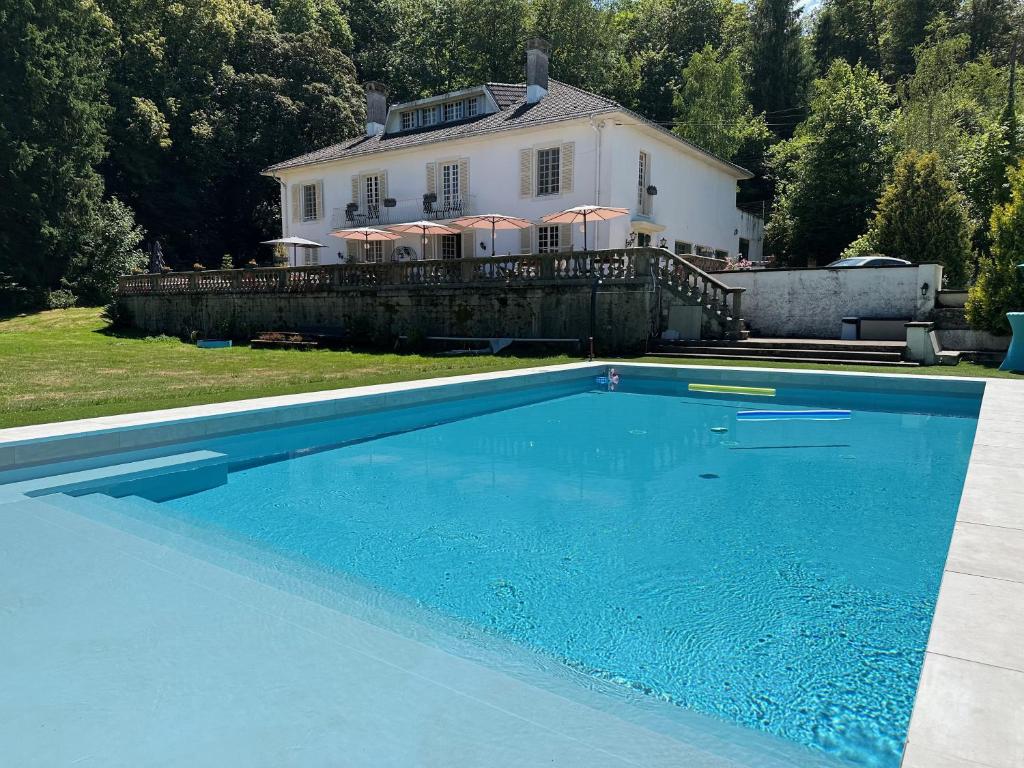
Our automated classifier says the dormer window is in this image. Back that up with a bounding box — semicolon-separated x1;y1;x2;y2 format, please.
421;106;439;126
401;111;415;130
467;97;479;117
443;100;464;122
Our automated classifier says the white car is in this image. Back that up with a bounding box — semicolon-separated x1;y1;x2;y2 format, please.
826;256;912;268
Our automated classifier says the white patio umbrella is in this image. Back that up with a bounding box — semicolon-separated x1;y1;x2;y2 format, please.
330;227;403;261
540;206;630;251
260;236;326;267
386;220;462;260
450;214;532;257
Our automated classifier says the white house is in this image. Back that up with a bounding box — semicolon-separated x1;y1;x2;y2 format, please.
263;39;761;266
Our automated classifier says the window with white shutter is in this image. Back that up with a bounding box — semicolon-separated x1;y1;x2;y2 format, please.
536;148;560;196
442;162;459;206
301;184;318;222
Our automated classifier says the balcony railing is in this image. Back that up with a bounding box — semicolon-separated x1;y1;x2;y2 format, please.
330;195;477;230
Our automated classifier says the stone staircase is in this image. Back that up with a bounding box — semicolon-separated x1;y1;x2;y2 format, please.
646;337;918;367
648;250;747;340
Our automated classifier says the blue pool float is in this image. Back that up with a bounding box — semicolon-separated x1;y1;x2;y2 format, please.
737;410;851;421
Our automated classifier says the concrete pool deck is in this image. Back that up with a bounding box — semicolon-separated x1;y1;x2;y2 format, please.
901;377;1024;768
0;361;1021;767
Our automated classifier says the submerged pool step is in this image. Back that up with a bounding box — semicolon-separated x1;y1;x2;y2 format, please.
0;450;228;504
46;492;228;553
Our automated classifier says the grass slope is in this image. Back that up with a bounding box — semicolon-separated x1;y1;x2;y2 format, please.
0;308;1017;428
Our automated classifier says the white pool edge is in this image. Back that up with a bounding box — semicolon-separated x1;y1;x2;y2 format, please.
1;360;1021;767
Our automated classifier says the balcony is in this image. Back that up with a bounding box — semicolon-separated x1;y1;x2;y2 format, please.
331;195;477;230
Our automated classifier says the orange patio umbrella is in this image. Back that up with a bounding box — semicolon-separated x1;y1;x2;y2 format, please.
330;226;403;260
450;214;532;257
540;206;629;251
386;220;462;260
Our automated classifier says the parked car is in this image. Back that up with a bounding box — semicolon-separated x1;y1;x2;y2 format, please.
825;256;912;268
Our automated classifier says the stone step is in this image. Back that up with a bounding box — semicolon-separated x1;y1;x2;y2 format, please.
657;338;905;354
644;352;920;367
649;344;906;363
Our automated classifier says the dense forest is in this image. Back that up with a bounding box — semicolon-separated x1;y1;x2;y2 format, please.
1;0;1023;329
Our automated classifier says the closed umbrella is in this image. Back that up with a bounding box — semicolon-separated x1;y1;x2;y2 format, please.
260;236;326;267
540;206;629;251
386;220;461;260
330;227;403;261
450;214;532;257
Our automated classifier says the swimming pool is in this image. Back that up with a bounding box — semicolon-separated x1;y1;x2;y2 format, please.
0;365;983;767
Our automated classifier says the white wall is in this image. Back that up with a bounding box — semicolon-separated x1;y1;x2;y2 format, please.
737;210;764;262
275;121;604;264
271;113;748;264
720;264;943;339
602;122;746;257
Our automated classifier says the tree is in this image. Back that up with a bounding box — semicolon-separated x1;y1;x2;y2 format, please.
672;46;772;162
959;0;1017;61
748;0;811;134
966;161;1024;333
880;0;958;77
812;0;882;72
766;60;894;265
861;151;971;285
66;198;147;304
896;28;1005;169
527;0;615;92
99;0;363;266
0;0;114;298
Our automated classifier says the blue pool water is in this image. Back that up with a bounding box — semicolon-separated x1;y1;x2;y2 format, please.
132;381;974;766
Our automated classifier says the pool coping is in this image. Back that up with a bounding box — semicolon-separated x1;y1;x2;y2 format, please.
1;360;1022;767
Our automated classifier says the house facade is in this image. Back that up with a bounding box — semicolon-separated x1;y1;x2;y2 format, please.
264;40;760;266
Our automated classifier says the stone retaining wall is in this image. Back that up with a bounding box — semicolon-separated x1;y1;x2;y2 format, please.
118;282;657;354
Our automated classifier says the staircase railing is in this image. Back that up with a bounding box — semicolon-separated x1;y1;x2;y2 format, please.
640;248;745;339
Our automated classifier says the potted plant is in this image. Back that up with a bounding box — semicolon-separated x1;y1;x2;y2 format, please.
383;197;397;208
646;185;658;196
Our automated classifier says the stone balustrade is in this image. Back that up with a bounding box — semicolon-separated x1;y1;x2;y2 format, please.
117;247;744;338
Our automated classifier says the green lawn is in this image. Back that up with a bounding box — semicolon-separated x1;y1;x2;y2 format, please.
0;308;1018;428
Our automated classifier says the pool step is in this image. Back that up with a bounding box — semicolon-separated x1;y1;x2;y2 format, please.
46;492;229;553
646;351;920;367
647;338;918;367
0;450;227;504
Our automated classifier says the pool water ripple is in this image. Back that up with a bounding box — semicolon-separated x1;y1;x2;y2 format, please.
156;389;976;767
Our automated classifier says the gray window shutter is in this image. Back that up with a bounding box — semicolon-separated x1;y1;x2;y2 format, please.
558;223;572;252
520;226;532;254
426;162;436;195
560;142;575;193
351;175;359;205
381;170;389;200
315;180;324;220
346;241;357;261
458;158;469;199
291;184;300;223
462;228;475;257
519;149;532;198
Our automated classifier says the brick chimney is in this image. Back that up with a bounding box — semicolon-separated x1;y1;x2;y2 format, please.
525;38;550;104
364;81;388;136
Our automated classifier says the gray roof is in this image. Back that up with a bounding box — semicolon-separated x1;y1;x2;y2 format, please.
264;80;751;178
